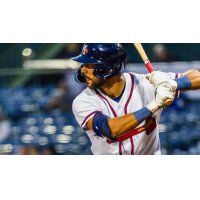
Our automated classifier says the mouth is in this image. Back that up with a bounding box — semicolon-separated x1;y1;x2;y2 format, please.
86;78;90;83
84;75;92;83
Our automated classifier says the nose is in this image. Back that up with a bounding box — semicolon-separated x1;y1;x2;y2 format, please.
81;65;87;75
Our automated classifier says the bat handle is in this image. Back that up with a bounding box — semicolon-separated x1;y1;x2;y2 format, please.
144;59;154;73
144;59;173;107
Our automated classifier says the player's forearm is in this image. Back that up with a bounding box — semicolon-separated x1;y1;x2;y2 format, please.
108;107;153;138
180;69;200;91
167;69;200;93
108;114;139;138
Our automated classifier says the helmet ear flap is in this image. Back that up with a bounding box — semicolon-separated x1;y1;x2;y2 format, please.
75;64;86;84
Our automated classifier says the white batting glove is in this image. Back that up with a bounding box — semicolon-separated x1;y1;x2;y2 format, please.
147;83;174;113
159;82;177;98
145;71;177;91
167;79;178;92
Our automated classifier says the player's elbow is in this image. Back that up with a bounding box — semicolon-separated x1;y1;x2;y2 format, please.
190;69;200;89
191;69;200;73
192;69;200;78
185;69;200;77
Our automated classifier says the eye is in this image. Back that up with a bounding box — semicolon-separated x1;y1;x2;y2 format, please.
99;68;108;75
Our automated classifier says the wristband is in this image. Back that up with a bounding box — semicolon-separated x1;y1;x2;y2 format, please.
133;107;153;124
174;75;192;90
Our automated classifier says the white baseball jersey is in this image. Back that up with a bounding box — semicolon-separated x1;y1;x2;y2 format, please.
72;72;180;155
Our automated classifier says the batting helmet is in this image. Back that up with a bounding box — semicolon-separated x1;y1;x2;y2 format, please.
71;43;127;84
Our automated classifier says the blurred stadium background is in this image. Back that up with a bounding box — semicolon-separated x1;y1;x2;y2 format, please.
0;43;200;155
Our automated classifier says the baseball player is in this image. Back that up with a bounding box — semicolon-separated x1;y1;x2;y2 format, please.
72;43;200;155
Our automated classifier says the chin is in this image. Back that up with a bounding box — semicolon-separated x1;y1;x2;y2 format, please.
87;83;96;90
88;85;95;90
87;79;105;90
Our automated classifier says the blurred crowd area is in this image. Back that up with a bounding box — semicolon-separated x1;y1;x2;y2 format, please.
0;43;200;155
2;43;200;69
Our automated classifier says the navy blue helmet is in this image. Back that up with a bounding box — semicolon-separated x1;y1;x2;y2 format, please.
71;43;127;84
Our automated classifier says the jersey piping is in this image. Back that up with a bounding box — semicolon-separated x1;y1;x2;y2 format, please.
124;73;134;115
81;111;102;127
125;73;134;154
175;74;179;98
95;90;117;117
95;73;135;155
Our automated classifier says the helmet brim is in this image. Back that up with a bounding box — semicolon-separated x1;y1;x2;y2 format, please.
71;54;104;64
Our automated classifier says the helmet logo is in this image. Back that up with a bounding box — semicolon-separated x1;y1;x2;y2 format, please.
83;45;88;54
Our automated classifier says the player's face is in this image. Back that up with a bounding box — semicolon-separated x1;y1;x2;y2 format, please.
81;64;106;90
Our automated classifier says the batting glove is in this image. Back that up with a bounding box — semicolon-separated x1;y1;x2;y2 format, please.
147;83;174;113
145;71;176;91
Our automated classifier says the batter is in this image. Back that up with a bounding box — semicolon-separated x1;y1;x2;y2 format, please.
72;43;200;155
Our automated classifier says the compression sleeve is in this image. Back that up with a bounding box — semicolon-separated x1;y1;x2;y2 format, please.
92;113;117;142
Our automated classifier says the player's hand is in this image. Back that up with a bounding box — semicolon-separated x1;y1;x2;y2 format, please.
155;83;174;107
145;71;175;91
159;82;177;98
167;79;178;92
147;83;174;113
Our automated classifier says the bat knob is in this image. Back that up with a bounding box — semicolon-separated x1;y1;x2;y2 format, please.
165;99;173;106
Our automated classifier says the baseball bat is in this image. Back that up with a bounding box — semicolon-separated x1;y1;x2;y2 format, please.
133;43;173;106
